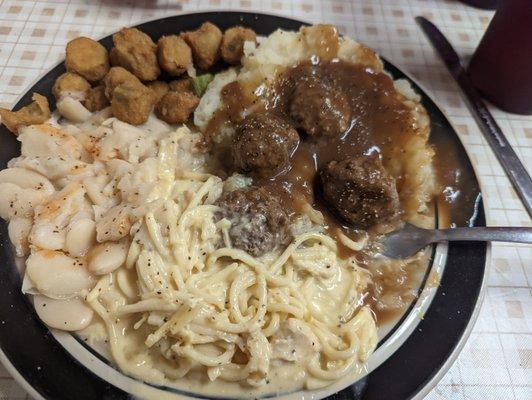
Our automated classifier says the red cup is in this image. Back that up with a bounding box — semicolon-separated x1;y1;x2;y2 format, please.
467;0;532;115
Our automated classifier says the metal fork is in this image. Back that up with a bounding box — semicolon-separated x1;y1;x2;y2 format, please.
380;223;532;259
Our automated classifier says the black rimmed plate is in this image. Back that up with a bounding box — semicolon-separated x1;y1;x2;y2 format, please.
0;11;487;400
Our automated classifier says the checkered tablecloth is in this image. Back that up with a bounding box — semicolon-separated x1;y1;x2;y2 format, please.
0;1;530;399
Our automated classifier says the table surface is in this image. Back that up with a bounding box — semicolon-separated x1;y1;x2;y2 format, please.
0;0;530;399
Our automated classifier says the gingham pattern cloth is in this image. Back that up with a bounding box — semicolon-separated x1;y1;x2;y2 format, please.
0;1;530;399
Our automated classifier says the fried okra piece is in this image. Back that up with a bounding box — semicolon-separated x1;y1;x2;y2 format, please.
168;77;191;93
83;85;110;112
52;72;91;100
221;26;256;65
0;93;50;134
65;37;109;82
112;28;160;81
103;67;141;99
146;81;170;104
154;91;199;124
181;22;222;70
111;81;154;125
157;35;192;76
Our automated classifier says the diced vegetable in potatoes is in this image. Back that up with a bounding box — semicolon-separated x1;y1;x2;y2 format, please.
191;73;214;97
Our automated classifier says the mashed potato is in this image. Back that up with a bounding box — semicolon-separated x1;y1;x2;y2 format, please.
195;25;435;222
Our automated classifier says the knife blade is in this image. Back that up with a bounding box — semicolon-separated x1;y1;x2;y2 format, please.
415;16;532;217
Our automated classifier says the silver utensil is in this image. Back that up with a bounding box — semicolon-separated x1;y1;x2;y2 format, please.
415;16;532;217
380;223;532;259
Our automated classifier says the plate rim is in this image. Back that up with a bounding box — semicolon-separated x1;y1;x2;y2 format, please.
0;10;489;400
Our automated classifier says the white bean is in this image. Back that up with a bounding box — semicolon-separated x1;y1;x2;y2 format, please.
0;167;54;195
33;295;93;331
66;218;96;257
56;96;92;123
29;222;66;251
7;217;32;257
0;182;47;220
96;205;132;242
18;124;82;160
83;175;110;206
29;182;87;251
26;250;95;298
87;241;127;275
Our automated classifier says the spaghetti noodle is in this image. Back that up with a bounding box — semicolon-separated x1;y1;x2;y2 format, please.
83;137;378;389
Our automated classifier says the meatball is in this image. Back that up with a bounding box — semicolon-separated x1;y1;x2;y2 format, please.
112;28;160;81
215;186;291;256
103;67;141;99
111;81;154;125
65;37;109;82
154;91;199;124
181;22;222;70
157;35;192;76
169;77;191;93
52;72;91;100
83;85;110;112
221;26;256;65
146;80;169;103
290;79;351;138
319;155;400;229
233;113;299;178
0;93;50;134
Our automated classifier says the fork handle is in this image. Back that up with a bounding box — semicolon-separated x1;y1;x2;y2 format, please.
436;227;532;244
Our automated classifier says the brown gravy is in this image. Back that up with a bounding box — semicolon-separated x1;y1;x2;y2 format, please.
208;60;416;229
432;131;482;228
206;59;477;326
265;61;416;229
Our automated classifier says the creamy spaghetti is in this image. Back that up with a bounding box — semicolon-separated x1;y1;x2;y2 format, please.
82;128;377;391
